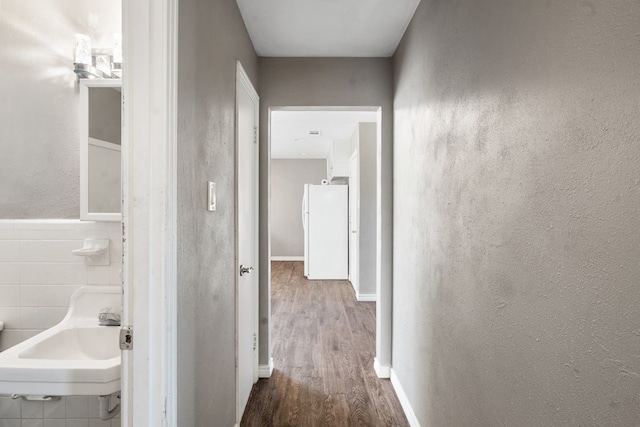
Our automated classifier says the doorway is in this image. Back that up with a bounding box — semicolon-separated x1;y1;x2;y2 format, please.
266;107;383;373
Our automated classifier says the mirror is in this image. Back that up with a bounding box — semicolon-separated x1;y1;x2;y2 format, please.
80;79;122;221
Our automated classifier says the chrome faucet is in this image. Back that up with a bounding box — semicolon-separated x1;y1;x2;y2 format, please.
98;308;121;326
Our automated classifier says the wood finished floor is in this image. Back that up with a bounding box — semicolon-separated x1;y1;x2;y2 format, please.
241;261;408;427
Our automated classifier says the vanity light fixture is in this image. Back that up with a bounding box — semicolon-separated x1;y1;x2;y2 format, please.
111;33;123;78
73;33;123;79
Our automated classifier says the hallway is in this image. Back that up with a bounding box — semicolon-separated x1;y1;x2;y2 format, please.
241;261;408;426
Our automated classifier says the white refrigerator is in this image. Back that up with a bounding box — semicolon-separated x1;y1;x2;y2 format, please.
302;184;349;280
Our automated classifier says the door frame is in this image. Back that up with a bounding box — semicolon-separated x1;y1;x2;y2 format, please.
235;60;260;424
264;106;391;378
348;149;360;296
121;0;178;425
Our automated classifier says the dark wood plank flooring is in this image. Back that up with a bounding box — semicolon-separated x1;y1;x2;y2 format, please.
241;261;408;427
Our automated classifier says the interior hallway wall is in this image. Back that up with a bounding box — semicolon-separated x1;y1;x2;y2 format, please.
271;159;326;258
258;57;394;367
392;0;640;425
177;0;257;425
0;1;121;219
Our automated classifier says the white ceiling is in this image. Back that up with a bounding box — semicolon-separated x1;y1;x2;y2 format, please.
235;0;421;57
271;110;377;159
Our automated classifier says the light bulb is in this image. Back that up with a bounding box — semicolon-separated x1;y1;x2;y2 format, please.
74;34;92;65
113;33;122;64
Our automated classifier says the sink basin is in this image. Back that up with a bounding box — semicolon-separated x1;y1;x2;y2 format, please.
0;286;121;396
19;327;120;361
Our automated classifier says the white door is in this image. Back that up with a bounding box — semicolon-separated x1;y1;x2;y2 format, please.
236;61;259;423
348;151;359;294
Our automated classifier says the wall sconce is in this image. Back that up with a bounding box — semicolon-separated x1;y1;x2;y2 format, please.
74;33;122;79
112;33;122;78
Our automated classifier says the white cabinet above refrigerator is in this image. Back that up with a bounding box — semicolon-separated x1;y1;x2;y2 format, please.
326;140;352;182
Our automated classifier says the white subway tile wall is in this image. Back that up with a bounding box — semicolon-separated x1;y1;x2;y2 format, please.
0;220;121;426
0;396;120;426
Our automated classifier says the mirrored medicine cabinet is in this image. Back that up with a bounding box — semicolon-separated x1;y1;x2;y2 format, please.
79;79;122;221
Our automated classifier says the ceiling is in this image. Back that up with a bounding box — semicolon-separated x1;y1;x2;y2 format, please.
235;0;421;57
271;110;378;159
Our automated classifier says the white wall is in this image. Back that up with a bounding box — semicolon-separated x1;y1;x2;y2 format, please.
0;1;121;219
271;159;326;259
392;0;640;425
0;219;121;426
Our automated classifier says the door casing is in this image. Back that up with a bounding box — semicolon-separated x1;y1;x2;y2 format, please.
122;0;179;425
349;150;360;295
265;106;389;379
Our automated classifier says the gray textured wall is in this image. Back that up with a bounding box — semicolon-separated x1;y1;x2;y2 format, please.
357;123;377;296
271;159;326;257
0;1;121;219
177;0;257;425
392;0;640;425
258;57;394;366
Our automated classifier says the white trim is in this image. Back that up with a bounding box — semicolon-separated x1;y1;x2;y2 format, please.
266;106;389;384
375;106;393;377
373;357;390;378
356;293;376;302
348;149;360;299
390;369;421;427
349;280;358;297
272;106;381;112
271;256;304;261
258;357;274;378
121;0;178;426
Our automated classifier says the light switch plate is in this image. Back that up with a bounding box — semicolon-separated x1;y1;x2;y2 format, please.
207;181;216;211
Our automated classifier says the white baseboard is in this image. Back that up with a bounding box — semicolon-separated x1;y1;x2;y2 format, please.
374;357;390;378
349;280;358;296
258;357;274;378
356;293;376;302
349;280;376;302
390;368;421;427
271;256;304;261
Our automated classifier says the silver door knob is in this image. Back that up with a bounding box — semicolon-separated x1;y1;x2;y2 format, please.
240;265;254;276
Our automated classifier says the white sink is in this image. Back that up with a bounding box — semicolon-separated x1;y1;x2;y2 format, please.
19;327;120;361
0;286;121;396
